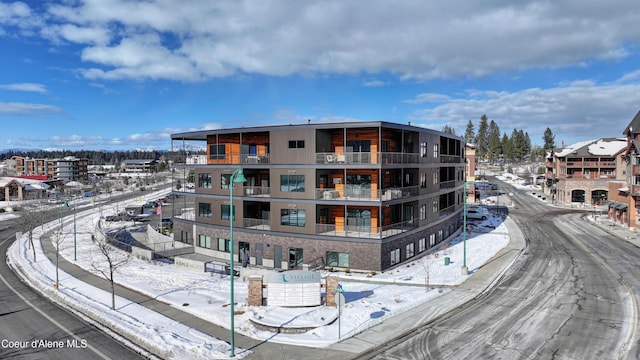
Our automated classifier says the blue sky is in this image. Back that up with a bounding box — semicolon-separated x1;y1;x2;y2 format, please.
1;0;640;151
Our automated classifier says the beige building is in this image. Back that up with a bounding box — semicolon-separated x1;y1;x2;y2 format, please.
544;138;627;206
171;121;465;272
12;156;88;182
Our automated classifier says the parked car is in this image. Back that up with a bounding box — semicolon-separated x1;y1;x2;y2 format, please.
105;211;136;221
466;207;489;220
143;202;158;209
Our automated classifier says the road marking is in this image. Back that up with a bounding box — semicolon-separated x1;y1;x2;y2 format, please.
0;234;111;360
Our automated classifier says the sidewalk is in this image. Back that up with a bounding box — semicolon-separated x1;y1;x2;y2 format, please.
36;213;527;360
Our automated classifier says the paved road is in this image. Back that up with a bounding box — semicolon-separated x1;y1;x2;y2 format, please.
0;220;147;360
372;181;638;359
3;183;568;360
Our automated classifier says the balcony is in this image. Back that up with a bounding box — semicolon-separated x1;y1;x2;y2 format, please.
243;218;270;230
315;219;417;239
315;152;419;165
208;154;270;164
244;186;270;197
315;186;419;201
440;155;463;163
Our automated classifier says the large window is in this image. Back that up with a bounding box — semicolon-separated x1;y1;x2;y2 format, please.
198;234;211;249
420;142;427;157
198;202;212;218
390;248;400;265
429;234;436;247
198;173;212;188
221;174;230;189
209;145;225;159
406;243;415;259
432;199;439;213
420;172;427;188
420;204;427;220
221;204;235;220
326;251;350;268
281;175;305;192
346;174;371;198
288;140;305;149
217;238;230;252
281;209;306;227
347;208;371;232
433;144;439;158
418;238;426;253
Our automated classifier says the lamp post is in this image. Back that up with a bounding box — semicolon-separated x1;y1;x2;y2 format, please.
461;181;473;276
73;200;77;261
228;167;246;358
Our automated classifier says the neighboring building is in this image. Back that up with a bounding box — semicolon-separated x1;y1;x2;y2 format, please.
12;156;88;182
186;155;207;164
606;181;630;227
122;159;158;173
170;122;465;272
544;138;627;206
621;110;640;230
0;177;50;201
465;143;477;203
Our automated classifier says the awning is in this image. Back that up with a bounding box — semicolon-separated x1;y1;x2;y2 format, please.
618;187;629;192
615;203;628;210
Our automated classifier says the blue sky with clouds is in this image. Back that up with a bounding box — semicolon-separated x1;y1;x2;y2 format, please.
1;0;640;151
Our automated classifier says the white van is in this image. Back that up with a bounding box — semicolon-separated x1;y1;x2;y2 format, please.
466;207;489;220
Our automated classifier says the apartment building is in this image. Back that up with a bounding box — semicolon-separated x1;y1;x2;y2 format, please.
621;110;640;230
543;138;627;205
12;156;88;182
170;122;465;272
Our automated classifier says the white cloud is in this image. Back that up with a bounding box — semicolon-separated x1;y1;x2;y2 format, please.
4;0;634;81
0;102;64;117
41;24;111;45
404;93;452;104
0;83;47;93
408;79;640;144
363;80;385;87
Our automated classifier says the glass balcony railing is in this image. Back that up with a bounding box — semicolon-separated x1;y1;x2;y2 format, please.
244;186;270;197
315;219;417;239
315;152;419;164
243;218;270;230
315;186;419;201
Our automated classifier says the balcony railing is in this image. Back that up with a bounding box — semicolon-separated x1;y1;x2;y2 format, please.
315;186;419;201
440;155;463;163
244;186;270;197
208;154;271;164
243;218;270;230
315;219;417;239
316;152;419;165
440;180;456;189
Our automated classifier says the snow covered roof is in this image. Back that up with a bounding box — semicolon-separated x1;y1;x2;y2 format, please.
587;138;627;156
0;177;50;190
555;138;626;157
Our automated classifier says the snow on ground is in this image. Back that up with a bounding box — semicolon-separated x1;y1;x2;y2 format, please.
6;189;512;358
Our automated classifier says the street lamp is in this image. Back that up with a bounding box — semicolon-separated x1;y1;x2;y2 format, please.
60;200;77;261
228;167;246;358
462;181;474;276
73;200;77;261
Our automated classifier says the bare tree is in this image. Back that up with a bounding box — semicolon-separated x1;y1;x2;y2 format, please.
92;227;130;310
420;254;432;291
15;205;46;262
51;226;69;289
